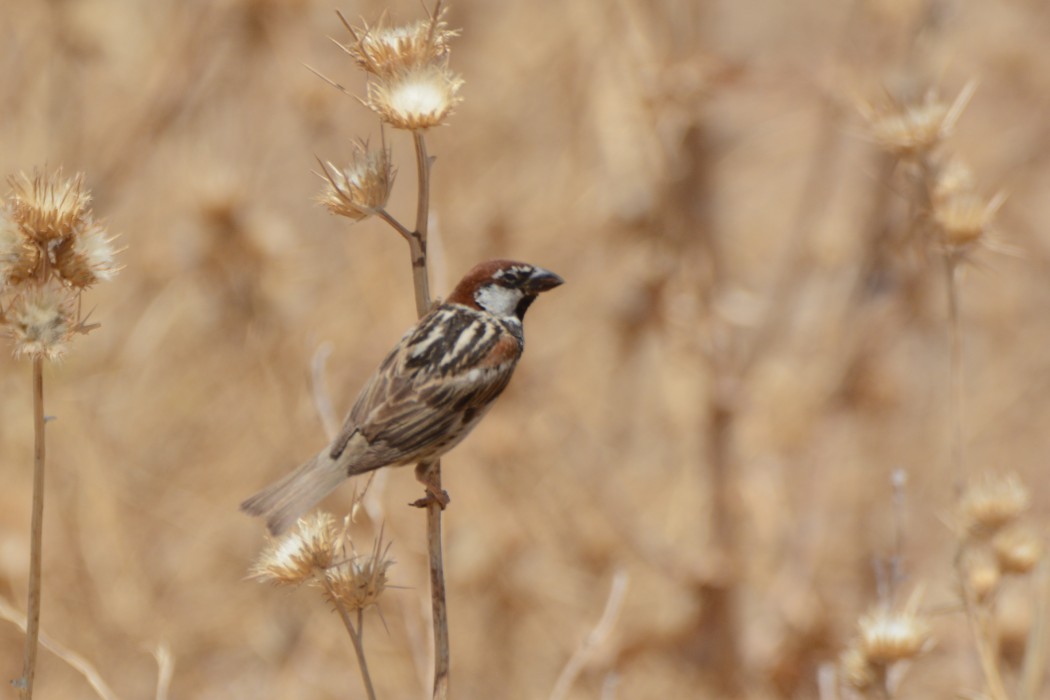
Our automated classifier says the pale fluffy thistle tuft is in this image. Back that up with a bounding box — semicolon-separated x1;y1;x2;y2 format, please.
5;282;78;360
856;605;931;666
958;472;1030;537
340;10;458;77
7;170;92;244
322;523;394;612
318;140;395;221
931;186;1005;251
366;63;463;131
251;512;339;586
54;220;121;288
862;83;975;159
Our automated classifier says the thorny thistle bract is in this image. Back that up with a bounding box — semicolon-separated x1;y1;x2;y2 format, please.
339;9;458;77
252;512;394;614
318;140;396;221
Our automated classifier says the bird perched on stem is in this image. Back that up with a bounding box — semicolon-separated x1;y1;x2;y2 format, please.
242;259;563;534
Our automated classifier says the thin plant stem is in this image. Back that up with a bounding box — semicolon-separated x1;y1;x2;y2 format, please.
409;131;434;315
323;579;378;700
423;469;449;700
20;356;46;700
0;596;120;700
409;129;449;700
371;120;448;700
944;253;964;477
548;570;629;700
955;554;1009;700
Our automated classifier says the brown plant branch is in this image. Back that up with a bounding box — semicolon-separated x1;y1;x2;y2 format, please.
19;356;46;700
944;253;964;477
408;128;449;700
0;596;120;700
322;579;379;700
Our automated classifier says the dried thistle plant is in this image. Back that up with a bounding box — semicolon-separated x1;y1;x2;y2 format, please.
0;167;120;700
837;588;932;698
0;170;117;358
952;472;1045;700
313;4;458;697
255;2;462;694
252;513;393;700
335;5;463;134
860;84;973;161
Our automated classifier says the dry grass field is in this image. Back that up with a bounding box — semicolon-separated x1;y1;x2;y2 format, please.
1;0;1049;698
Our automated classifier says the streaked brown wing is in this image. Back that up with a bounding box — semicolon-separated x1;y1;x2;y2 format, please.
328;307;521;470
361;363;515;465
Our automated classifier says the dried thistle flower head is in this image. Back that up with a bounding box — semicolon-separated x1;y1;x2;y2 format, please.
856;596;931;666
341;9;457;76
0;209;39;287
366;64;463;131
322;524;393;612
7;170;92;244
963;549;1002;602
959;473;1030;537
838;645;877;691
251;511;338;586
932;187;1005;250
862;83;975;159
53;220;120;289
5;282;78;360
993;525;1043;575
318;140;395;221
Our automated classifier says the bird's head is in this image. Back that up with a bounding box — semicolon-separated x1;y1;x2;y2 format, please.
446;259;564;321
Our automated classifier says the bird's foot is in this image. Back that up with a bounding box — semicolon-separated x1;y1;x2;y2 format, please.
411;461;450;509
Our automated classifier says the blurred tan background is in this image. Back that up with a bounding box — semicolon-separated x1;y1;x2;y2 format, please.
1;0;1049;697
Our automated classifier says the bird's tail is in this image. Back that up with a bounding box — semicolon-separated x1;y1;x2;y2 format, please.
240;451;347;535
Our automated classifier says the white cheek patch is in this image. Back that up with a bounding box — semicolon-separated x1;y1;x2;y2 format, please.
474;284;524;318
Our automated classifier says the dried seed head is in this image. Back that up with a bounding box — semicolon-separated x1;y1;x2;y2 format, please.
959;473;1030;537
0;209;40;287
342;11;457;76
863;83;974;159
366;64;463;131
5;282;78;360
251;512;338;586
857;605;931;666
993;525;1043;575
53;220;120;288
963;549;1002;602
322;526;393;612
932;188;1005;250
318;141;395;221
839;645;877;691
7;170;92;244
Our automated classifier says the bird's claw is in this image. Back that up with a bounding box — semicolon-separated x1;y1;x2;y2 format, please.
411;462;451;509
410;486;450;509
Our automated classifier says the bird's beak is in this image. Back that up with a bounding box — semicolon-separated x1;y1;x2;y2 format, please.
525;267;564;294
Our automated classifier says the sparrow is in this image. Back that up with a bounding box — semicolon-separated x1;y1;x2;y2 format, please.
241;259;563;534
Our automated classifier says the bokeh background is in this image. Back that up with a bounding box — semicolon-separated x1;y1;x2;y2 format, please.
0;0;1048;697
